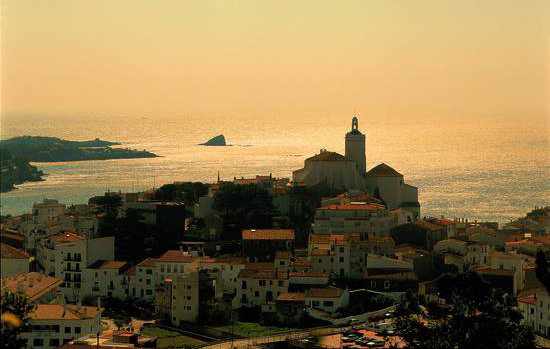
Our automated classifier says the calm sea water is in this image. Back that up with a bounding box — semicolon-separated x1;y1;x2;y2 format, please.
1;113;548;224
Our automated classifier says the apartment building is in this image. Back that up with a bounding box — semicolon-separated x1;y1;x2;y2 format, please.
156;271;200;325
35;232;115;302
308;233;368;279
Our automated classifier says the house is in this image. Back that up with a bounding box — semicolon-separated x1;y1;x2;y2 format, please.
391;220;448;251
128;258;158;300
1;242;30;277
20;304;101;349
275;292;306;325
235;267;289;308
518;287;550;337
2;272;62;303
241;229;295;262
305;287;349;315
313;203;395;238
83;260;131;299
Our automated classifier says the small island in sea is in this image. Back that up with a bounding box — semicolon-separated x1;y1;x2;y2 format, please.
199;134;227;146
0;136;158;192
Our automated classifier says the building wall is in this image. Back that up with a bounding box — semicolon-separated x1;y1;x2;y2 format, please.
1;258;29;278
236;277;289;308
21;316;99;349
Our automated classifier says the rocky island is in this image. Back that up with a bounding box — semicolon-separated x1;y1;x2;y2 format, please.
0;136;158;192
199;134;227;146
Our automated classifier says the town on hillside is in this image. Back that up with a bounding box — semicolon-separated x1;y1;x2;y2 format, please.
2;118;549;349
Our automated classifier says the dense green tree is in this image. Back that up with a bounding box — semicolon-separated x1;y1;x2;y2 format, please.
153;182;209;204
536;250;550;292
394;272;536;349
213;183;274;239
1;291;36;349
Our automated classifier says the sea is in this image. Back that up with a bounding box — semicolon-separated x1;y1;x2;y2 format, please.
1;113;548;224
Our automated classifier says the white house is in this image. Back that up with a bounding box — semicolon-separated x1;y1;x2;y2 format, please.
305;287;349;315
20;304;101;349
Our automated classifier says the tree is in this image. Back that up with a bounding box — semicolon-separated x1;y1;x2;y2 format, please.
213;183;274;239
535;250;550;292
1;291;36;349
394;272;536;349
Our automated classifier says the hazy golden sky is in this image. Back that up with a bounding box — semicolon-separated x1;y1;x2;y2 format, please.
2;0;549;120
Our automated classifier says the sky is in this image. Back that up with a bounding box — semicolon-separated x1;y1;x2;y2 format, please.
2;0;549;121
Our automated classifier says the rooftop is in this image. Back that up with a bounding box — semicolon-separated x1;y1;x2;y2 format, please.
306;150;347;162
277;292;305;302
2;272;62;302
157;250;199;263
0;243;29;259
88;260;129;271
318;203;384;212
49;232;85;244
306;287;344;299
366;163;402;177
242;229;295;240
30;304;101;321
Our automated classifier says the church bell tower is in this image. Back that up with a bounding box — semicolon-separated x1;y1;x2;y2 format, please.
345;116;366;174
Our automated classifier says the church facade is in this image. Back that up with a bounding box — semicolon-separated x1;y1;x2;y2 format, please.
292;116;420;218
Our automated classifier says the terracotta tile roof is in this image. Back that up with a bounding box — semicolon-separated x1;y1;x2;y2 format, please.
136;258;157;268
318;203;384;211
0;243;29;259
238;268;288;280
157;250;199;263
2;272;62;301
244;262;274;270
475;267;514;276
50;232;85;243
366;163;402;177
88;260;129;270
213;256;247;265
306;287;343;299
30;304;101;321
242;229;295;240
289;271;328;278
277;292;305;302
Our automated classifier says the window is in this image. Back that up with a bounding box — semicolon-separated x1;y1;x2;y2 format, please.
187;285;191;290
146;279;151;285
384;280;391;289
146;289;152;295
259;280;266;286
50;339;60;347
52;325;60;333
33;338;44;347
323;301;334;307
75;327;81;334
187;296;191;300
167;265;172;273
146;269;152;274
241;294;248;304
65;326;71;333
339;247;344;253
161;265;165;272
339;257;344;263
312;301;320;307
242;281;247;289
254;291;260;297
278;280;284;287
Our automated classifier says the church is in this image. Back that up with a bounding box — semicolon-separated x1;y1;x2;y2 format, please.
292;116;420;217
